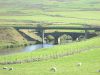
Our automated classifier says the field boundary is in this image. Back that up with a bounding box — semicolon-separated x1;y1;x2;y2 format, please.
0;46;100;65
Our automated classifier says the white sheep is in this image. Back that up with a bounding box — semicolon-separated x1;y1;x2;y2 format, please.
50;67;57;72
76;62;82;66
97;69;100;72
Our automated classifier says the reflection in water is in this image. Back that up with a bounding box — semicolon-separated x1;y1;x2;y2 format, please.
0;44;53;56
23;44;53;52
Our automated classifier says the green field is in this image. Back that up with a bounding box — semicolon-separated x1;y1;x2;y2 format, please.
0;37;99;63
0;0;100;75
0;0;100;26
0;39;100;75
0;11;100;26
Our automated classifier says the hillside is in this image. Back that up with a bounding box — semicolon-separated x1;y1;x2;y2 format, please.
0;0;100;26
0;0;100;11
0;38;100;75
0;27;28;48
0;1;100;74
0;36;99;62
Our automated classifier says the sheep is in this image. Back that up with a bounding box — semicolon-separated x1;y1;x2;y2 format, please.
76;62;82;66
3;67;8;70
97;69;100;73
9;68;13;71
50;67;57;72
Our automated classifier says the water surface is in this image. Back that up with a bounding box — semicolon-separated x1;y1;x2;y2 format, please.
0;44;53;56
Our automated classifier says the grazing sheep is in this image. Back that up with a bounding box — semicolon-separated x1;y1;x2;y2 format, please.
50;67;57;72
76;62;82;66
3;67;8;70
9;68;13;71
97;69;100;72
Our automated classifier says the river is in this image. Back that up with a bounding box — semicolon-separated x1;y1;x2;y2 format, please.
0;44;53;56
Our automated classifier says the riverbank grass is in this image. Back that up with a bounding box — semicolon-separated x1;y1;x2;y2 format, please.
0;36;99;62
0;27;28;49
0;47;100;75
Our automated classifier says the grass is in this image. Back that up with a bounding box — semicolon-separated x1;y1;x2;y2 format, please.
0;27;28;48
0;0;100;11
0;47;100;75
0;0;100;26
0;37;99;63
0;0;100;75
0;11;100;26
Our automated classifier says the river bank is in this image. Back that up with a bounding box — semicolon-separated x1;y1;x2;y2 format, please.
0;27;31;49
0;44;53;56
0;40;37;49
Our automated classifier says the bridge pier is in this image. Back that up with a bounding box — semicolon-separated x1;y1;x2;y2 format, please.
35;26;45;47
85;29;89;39
41;30;45;46
54;37;60;44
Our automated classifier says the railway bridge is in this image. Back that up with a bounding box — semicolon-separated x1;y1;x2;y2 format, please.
14;25;100;44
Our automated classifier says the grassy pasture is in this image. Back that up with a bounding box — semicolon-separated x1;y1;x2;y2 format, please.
0;47;100;75
0;0;100;26
0;37;99;62
0;11;100;26
0;0;100;74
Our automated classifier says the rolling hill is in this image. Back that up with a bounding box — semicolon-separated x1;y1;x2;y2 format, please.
0;27;28;48
0;0;100;26
0;37;100;75
0;0;100;11
0;1;100;75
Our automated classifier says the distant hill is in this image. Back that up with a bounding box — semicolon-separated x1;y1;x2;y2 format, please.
0;0;100;26
0;0;100;11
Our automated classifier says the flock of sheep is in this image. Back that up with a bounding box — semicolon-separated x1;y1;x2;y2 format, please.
2;62;100;73
50;62;82;72
50;62;100;73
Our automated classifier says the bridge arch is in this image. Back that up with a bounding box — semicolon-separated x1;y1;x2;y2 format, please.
45;35;55;44
59;34;73;44
76;35;86;41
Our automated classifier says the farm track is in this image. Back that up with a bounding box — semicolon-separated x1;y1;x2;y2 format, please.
0;46;100;65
